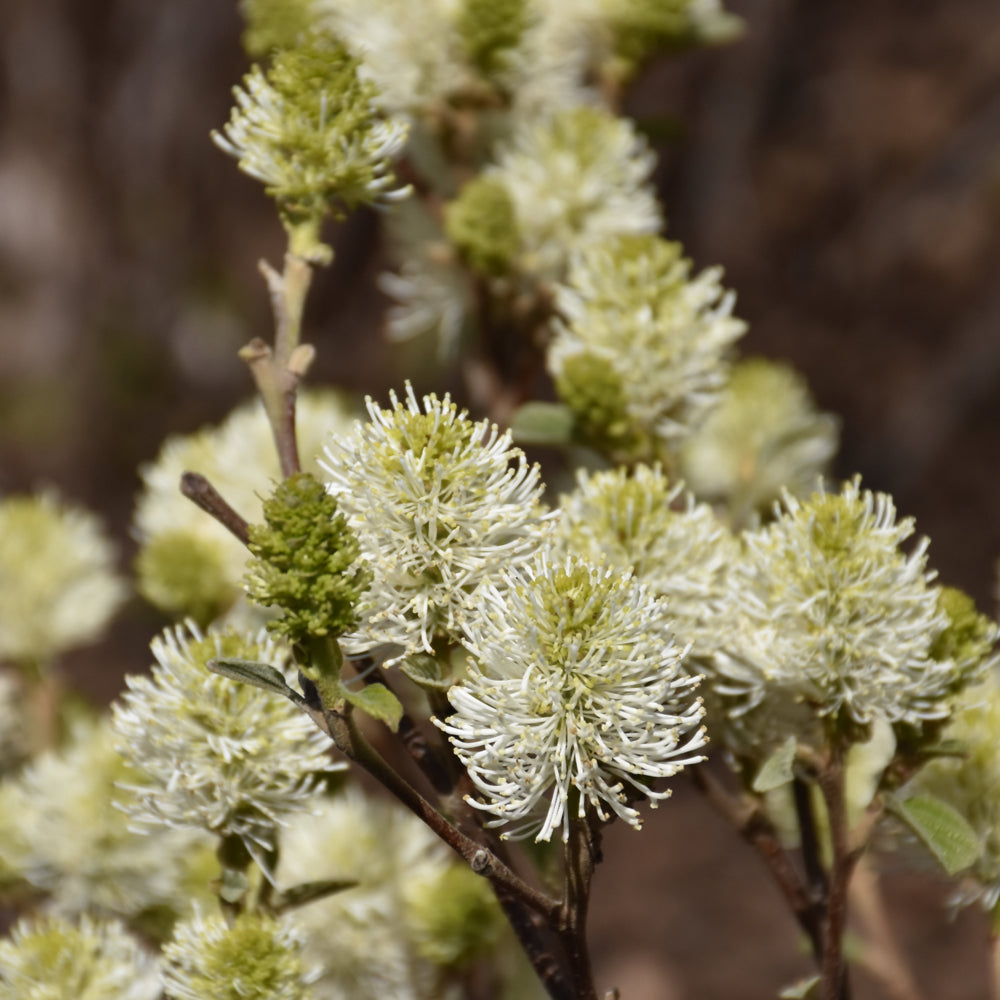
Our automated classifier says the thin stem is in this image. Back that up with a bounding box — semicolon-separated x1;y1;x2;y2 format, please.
691;767;824;958
560;813;600;1000
817;742;857;1000
301;677;562;925
243;252;317;479
793;777;828;965
180;472;251;545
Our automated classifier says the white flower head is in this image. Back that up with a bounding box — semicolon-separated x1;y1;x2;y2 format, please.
0;493;126;664
134;390;355;623
162;910;315;1000
679;356;840;519
555;464;737;659
214;33;410;258
0;717;208;920
113;623;338;850
437;547;707;841
321;383;551;664
720;478;951;734
278;788;453;1000
489;106;661;280
315;0;467;116
548;234;746;455
0;914;161;1000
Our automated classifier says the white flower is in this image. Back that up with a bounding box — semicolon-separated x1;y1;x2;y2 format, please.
314;0;467;115
278;788;453;1000
321;383;551;664
548;234;746;451
0;493;125;664
489;106;660;280
0;915;161;1000
134;390;355;621
719;478;951;731
555;464;737;658
437;548;707;841
162;910;315;1000
679;357;840;519
0;717;209;919
113;623;338;851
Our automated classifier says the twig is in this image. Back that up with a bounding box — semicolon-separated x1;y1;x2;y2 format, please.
180;472;251;546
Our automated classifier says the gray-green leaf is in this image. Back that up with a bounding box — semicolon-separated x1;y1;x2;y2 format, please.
889;793;981;875
509;402;576;446
753;736;797;793
208;657;296;699
343;682;404;732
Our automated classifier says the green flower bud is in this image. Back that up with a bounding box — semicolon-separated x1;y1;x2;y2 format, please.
245;473;371;642
136;529;235;626
554;350;649;461
457;0;530;80
444;176;520;277
240;0;316;59
930;586;998;688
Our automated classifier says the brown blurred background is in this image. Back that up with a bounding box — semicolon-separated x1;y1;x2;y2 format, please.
1;0;999;996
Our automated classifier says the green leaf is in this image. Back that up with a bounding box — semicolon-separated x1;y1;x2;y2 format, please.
753;736;797;793
778;975;819;999
400;652;453;691
889;793;981;875
509;402;575;446
274;878;358;913
343;683;404;732
208;657;294;699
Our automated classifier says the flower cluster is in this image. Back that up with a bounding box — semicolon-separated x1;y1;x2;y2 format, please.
548;234;746;459
163;911;316;1000
0;718;209;920
277;788;501;998
0;494;125;665
113;624;339;851
321;383;550;666
134;391;353;623
678;356;840;520
488;107;660;280
0;915;161;1000
437;548;707;841
555;464;736;659
718;478;955;735
213;32;410;259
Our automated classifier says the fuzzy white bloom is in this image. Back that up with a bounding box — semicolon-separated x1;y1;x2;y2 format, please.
321;383;551;664
0;914;161;1000
719;478;951;731
489;106;660;280
315;0;466;115
113;623;338;851
134;391;354;620
437;548;707;841
213;34;410;239
163;910;315;1000
0;494;126;664
278;788;454;1000
0;718;209;919
548;234;746;449
679;357;840;519
555;464;736;659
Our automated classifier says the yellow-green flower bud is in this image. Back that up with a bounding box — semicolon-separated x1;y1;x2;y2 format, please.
457;0;530;80
245;473;371;643
444;176;520;277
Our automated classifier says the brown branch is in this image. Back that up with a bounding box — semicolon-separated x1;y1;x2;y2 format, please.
180;472;251;546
